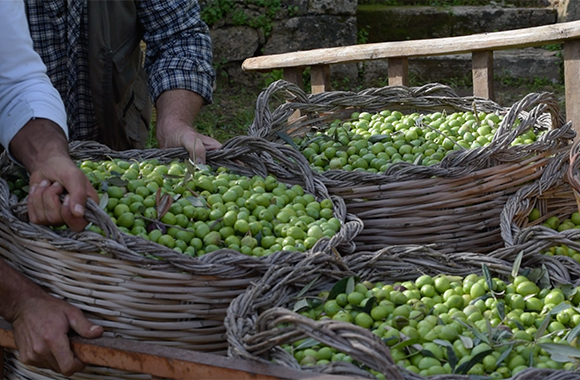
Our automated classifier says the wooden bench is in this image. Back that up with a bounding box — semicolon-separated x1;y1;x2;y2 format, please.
242;20;580;137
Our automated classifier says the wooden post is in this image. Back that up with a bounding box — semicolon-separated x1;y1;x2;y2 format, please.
310;65;331;94
284;67;305;122
388;57;409;86
564;39;580;141
472;50;494;100
283;67;304;90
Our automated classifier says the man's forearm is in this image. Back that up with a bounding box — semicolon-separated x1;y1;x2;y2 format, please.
155;89;205;128
9;118;70;174
0;259;41;323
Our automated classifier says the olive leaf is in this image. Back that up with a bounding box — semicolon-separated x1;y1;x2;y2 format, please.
296;276;321;299
535;314;552;340
180;171;192;187
433;339;458;370
99;193;109;210
368;134;391;143
276;131;300;150
482;264;494;298
156;188;173;221
292;299;310;312
294;338;319;350
392;338;422;351
567;324;580;344
496;301;505;321
511;250;524;280
360;296;377;314
454;318;490;345
328;276;353;300
539;343;580;360
454;349;493;374
549;302;571;315
459;335;474;349
495;344;513;367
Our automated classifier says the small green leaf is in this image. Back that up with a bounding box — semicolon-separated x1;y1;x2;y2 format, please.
549;303;571;315
368;135;391;143
566;324;580;344
186;196;207;208
496;301;505;321
434;339;458;370
294;338;319;350
454;349;493;374
99;193;109;210
539;343;580;359
510;319;525;331
512;250;524;279
392;337;422;351
108;177;128;187
361;296;377;314
420;349;437;359
276;131;300;150
296;277;321;299
454;318;490;345
293;299;310;312
328;277;352;299
535;314;552;340
346;277;356;294
469;294;492;305
459;335;474;349
482;264;494;296
495;344;513;367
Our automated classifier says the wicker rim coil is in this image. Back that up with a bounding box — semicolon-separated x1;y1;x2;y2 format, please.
0;136;363;379
225;245;580;380
246;80;574;254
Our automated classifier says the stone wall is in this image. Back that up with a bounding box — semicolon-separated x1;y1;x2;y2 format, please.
201;0;358;89
201;0;570;91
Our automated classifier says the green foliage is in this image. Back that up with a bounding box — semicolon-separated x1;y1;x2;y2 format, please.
201;0;281;37
357;26;370;45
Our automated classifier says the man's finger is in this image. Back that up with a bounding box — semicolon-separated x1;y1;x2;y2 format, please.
41;182;65;225
67;308;103;339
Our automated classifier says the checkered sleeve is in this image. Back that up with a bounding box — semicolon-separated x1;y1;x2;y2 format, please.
138;0;215;105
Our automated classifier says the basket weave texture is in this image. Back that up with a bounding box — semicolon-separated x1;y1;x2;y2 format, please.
497;138;580;274
0;136;363;379
225;245;580;380
247;80;574;254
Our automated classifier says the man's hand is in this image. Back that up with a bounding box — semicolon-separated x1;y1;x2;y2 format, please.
9;119;98;232
11;292;104;376
0;259;103;376
155;89;221;163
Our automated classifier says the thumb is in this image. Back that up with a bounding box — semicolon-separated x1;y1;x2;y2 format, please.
185;137;207;164
68;310;103;339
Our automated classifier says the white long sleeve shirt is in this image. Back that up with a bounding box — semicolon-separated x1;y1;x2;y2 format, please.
0;0;67;152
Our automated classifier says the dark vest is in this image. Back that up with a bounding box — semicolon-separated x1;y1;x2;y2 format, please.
87;1;152;151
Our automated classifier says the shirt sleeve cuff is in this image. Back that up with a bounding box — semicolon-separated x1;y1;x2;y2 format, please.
0;92;68;152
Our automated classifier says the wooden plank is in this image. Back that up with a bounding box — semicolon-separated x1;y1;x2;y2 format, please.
388;57;409;86
311;65;331;94
0;321;366;380
472;50;495;100
242;20;580;71
564;39;580;141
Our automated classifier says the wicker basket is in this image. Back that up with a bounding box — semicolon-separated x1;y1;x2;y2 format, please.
225;244;580;380
497;138;580;278
0;136;362;379
247;80;575;254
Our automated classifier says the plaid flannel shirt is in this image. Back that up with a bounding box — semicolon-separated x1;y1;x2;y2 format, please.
25;0;215;142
